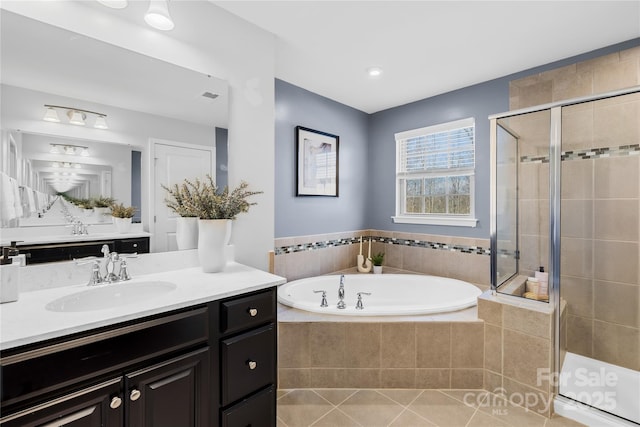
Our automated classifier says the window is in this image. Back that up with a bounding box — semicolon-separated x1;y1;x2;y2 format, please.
393;117;478;227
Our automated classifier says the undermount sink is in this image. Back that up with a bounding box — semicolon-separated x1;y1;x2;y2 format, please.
45;281;177;312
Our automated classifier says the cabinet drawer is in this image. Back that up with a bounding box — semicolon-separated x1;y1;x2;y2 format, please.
221;290;275;334
221;324;275;406
115;237;149;254
221;386;275;427
1;307;208;410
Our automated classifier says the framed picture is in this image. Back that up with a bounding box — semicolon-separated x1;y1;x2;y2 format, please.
296;126;339;197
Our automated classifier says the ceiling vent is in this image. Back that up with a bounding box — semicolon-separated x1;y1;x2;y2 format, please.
201;92;219;100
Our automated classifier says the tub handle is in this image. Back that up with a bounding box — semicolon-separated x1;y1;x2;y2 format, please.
356;292;371;310
313;290;329;307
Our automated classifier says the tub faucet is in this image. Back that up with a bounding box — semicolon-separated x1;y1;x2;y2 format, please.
337;274;346;309
355;292;371;310
313;290;328;307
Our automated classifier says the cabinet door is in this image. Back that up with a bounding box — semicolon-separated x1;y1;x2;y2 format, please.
126;347;210;427
221;386;275;427
0;379;122;427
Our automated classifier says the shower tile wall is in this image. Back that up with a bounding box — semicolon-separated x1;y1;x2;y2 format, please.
510;45;640;372
561;96;640;372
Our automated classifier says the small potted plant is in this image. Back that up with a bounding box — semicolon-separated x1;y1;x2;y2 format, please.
162;182;199;250
92;196;115;222
179;175;262;273
111;202;136;233
370;252;385;274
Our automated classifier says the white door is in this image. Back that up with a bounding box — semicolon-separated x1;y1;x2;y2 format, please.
153;142;213;253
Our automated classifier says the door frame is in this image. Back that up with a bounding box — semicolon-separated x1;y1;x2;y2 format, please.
148;138;215;252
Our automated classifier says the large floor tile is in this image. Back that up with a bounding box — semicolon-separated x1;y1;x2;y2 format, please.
407;390;476;427
277;390;334;427
338;390;405;427
389;409;437;426
311;408;361;427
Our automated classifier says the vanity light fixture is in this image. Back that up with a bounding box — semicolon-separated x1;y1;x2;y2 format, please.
49;144;90;157
43;105;109;129
94;116;109;130
68;110;86;126
43;106;61;123
144;0;175;31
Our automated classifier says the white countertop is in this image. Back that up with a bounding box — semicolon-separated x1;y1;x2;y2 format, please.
0;262;286;351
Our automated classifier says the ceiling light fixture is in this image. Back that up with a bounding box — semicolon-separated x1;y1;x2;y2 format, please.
145;0;175;31
43;105;109;129
96;0;128;8
366;66;383;78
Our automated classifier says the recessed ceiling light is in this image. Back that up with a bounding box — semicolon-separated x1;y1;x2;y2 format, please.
367;67;383;78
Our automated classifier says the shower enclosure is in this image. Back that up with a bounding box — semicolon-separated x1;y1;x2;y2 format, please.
490;87;640;425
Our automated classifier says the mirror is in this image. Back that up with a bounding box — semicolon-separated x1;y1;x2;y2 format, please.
0;11;228;244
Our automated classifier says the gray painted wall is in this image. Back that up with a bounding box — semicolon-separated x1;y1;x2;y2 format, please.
276;38;640;239
275;79;369;237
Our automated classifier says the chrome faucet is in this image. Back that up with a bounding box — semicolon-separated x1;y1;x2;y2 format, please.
313;290;328;307
355;292;371;310
75;257;104;286
75;245;137;286
337;274;346;309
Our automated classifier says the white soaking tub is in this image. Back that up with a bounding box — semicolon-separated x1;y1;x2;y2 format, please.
277;274;482;316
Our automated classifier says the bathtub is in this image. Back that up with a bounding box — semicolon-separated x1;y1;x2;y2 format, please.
277;274;482;316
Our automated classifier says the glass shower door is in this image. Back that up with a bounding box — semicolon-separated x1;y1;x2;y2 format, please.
495;122;518;287
558;92;640;424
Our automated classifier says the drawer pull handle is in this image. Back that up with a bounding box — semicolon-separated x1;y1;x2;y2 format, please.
248;308;258;317
110;396;122;409
247;360;257;370
130;389;141;401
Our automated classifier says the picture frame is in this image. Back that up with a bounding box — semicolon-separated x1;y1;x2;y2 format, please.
296;126;339;197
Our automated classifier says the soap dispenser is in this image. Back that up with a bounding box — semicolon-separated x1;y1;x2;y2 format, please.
1;246;20;303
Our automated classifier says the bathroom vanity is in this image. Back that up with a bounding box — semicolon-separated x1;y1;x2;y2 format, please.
0;263;284;427
1;234;151;265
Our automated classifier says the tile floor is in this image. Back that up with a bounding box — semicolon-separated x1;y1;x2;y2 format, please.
277;389;586;427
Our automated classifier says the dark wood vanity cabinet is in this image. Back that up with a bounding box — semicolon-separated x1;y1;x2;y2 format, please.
0;287;277;427
219;290;277;426
10;236;150;265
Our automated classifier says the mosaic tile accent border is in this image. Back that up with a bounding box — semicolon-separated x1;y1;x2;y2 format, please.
274;235;490;256
520;143;640;164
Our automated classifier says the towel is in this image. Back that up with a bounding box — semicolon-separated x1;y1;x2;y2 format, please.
26;186;37;213
11;178;23;218
0;172;16;221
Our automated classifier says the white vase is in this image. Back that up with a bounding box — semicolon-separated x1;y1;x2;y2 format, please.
373;265;383;274
94;207;111;222
113;217;132;234
197;219;232;273
176;216;198;250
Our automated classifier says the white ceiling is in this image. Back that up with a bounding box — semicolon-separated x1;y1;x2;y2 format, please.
214;1;640;113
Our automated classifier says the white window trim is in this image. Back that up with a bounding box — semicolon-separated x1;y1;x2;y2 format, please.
394;117;478;227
